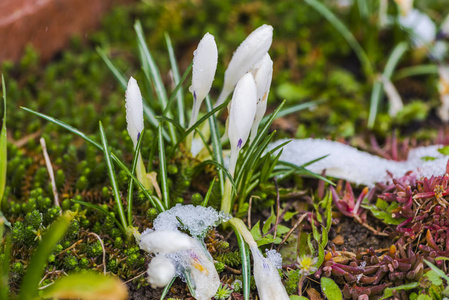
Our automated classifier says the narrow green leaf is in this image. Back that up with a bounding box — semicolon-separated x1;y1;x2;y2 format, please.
304;0;373;79
321;277;343;300
134;20;177;144
233;228;251;300
168;97;230;158
368;42;408;128
260;99;325;124
195;160;237;191
201;177;216;207
205;96;225;196
162;62;192;118
160;276;176;300
99;122;128;230
278;161;335;185
156;115;185;133
96;47;128;88
393;64;439;80
127;129;145;226
0;234;11;300
19;213;73;299
72;199;124;233
20;107;165;213
41;272;128;300
158;126;170;209
0;75;7;206
424;259;449;282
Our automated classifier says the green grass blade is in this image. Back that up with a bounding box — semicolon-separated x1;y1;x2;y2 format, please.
0;233;11;300
194;128;214;158
233;227;251;300
162;62;192;117
96;47;127;88
156;115;185;133
393;64;439;80
304;0;373;79
202;177;216;207
160;277;176;300
165;33;186;127
158;125;170;209
97;47;170;141
99;122;128;230
127;129;145;226
168;97;230;158
0;75;7;206
19;213;73;300
72;199;125;233
21;107;166;212
278;160;335;185
196;160;237;191
368;42;408;128
261;99;325;123
205;96;225;196
134;20;177;144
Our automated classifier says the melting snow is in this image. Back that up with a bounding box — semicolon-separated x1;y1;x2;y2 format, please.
269;139;449;186
265;249;283;269
153;204;231;238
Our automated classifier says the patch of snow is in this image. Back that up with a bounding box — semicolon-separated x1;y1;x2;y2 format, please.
268;139;449;186
265;249;283;269
153;204;231;238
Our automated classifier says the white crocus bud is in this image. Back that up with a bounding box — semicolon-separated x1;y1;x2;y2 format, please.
227;73;257;177
250;53;273;143
250;245;290;300
125;77;151;190
146;255;176;288
140;230;194;254
399;9;436;48
437;65;449;122
189;33;218;128
215;24;273;106
394;0;413;16
125;77;144;147
380;75;403;117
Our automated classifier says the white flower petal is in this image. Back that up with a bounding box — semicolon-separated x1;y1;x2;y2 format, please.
186;240;220;300
125;77;144;148
189;33;218;127
147;255;176;288
140;230;194;254
399;9;436;47
216;24;273;106
250;245;289;300
227;73;257;176
250;53;273;142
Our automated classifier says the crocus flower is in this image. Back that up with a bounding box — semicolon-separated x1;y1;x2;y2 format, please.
250;244;289;300
437;65;449;122
125;77;144;147
437;13;449;39
189;33;218;128
227;73;257;177
140;229;220;300
215;24;273;107
399;9;436;48
125;77;151;189
250;53;273;143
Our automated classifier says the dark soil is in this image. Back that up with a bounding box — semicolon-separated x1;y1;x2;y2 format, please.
332;216;391;253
